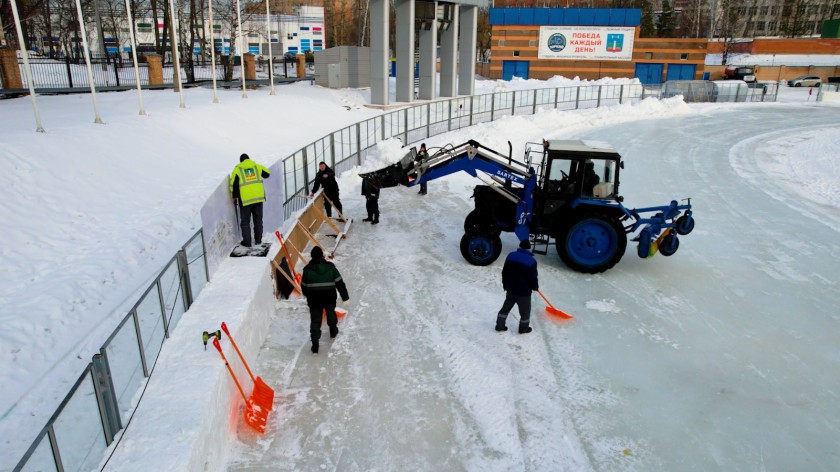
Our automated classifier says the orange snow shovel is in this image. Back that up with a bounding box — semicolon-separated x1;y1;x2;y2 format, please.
212;338;269;434
537;290;574;320
220;322;275;413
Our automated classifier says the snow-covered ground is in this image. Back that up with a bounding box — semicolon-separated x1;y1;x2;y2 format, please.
2;77;839;471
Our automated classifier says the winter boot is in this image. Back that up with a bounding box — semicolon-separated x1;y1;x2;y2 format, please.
363;213;373;222
372;213;379;225
518;325;532;334
240;239;252;248
330;326;339;338
311;341;319;354
495;317;508;331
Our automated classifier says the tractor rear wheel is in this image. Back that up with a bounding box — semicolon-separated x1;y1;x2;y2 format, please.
460;233;502;266
557;213;627;273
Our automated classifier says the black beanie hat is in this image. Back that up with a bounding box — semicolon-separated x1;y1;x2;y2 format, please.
240;153;249;162
311;246;324;259
519;240;531;250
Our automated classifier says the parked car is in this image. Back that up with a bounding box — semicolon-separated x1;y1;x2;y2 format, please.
788;75;821;87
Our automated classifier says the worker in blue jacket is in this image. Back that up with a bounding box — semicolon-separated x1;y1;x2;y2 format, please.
496;239;539;334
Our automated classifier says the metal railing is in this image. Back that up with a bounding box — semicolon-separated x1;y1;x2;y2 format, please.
13;230;208;472
4;54;311;93
279;81;780;216
282;83;635;215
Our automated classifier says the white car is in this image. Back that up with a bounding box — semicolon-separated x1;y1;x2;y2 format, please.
788;75;821;87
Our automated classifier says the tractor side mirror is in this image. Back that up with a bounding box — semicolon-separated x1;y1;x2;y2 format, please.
620;161;625;169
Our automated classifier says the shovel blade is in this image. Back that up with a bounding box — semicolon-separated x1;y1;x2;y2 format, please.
251;376;275;412
244;400;269;434
545;306;574;320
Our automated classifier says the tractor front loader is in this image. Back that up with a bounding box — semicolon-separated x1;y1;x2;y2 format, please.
360;139;695;273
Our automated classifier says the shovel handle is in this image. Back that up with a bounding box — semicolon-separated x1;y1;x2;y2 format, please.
212;338;248;402
275;231;300;279
220;322;256;383
536;290;554;308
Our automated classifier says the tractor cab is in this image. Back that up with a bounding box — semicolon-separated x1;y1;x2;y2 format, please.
528;139;623;200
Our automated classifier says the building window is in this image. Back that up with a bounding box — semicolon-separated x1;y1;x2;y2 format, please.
771;6;778;15
498;40;505;47
748;6;757;15
806;21;815;32
808;5;818;14
756;21;765;31
513;50;520;57
760;6;768;15
645;52;653;59
680;53;688;60
528;40;536;47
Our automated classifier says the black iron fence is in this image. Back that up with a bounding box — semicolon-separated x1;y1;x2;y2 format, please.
4;52;311;93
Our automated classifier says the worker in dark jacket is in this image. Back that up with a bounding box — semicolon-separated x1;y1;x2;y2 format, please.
415;143;429;195
229;153;270;247
300;246;350;353
361;178;380;224
496;239;539;334
582;162;600;196
310;162;343;219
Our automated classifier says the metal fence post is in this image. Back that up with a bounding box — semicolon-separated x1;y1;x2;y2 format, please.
575;86;581;109
490;93;496;121
132;310;149;377
597;85;602;107
380;114;385;141
65;56;74;89
403;108;408;143
426;104;431;138
176;249;193;309
329;133;336;167
448;100;452;131
511;91;516;115
532;91;537;115
47;425;65;472
356;123;362;166
469;95;474;126
92;354;121;444
156;280;170;338
554;87;559;109
302;145;310;193
619;84;624;104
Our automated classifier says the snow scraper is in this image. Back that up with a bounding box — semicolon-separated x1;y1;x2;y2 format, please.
537;290;573;320
221;322;275;413
212;338;270;434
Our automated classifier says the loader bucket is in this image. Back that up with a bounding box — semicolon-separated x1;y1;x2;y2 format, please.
359;148;418;188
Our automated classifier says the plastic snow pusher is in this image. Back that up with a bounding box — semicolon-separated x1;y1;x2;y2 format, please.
211;322;275;434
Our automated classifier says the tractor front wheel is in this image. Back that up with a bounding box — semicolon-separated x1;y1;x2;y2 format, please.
460;233;502;266
557;214;627;273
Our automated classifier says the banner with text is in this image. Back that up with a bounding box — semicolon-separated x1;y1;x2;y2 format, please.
538;26;635;61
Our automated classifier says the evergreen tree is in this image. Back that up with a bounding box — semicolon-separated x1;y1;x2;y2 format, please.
656;0;676;38
638;0;656;38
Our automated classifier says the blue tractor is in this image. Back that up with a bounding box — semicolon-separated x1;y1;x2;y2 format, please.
360;139;694;273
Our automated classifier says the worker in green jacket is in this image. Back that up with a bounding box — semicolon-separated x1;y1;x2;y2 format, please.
301;246;350;354
229;153;270;247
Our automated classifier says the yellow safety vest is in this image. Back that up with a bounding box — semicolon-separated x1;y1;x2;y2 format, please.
229;159;270;206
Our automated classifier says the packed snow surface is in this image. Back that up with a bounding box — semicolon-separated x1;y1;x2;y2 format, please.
1;77;839;471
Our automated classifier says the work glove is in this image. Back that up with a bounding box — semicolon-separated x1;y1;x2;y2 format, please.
342;300;349;307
